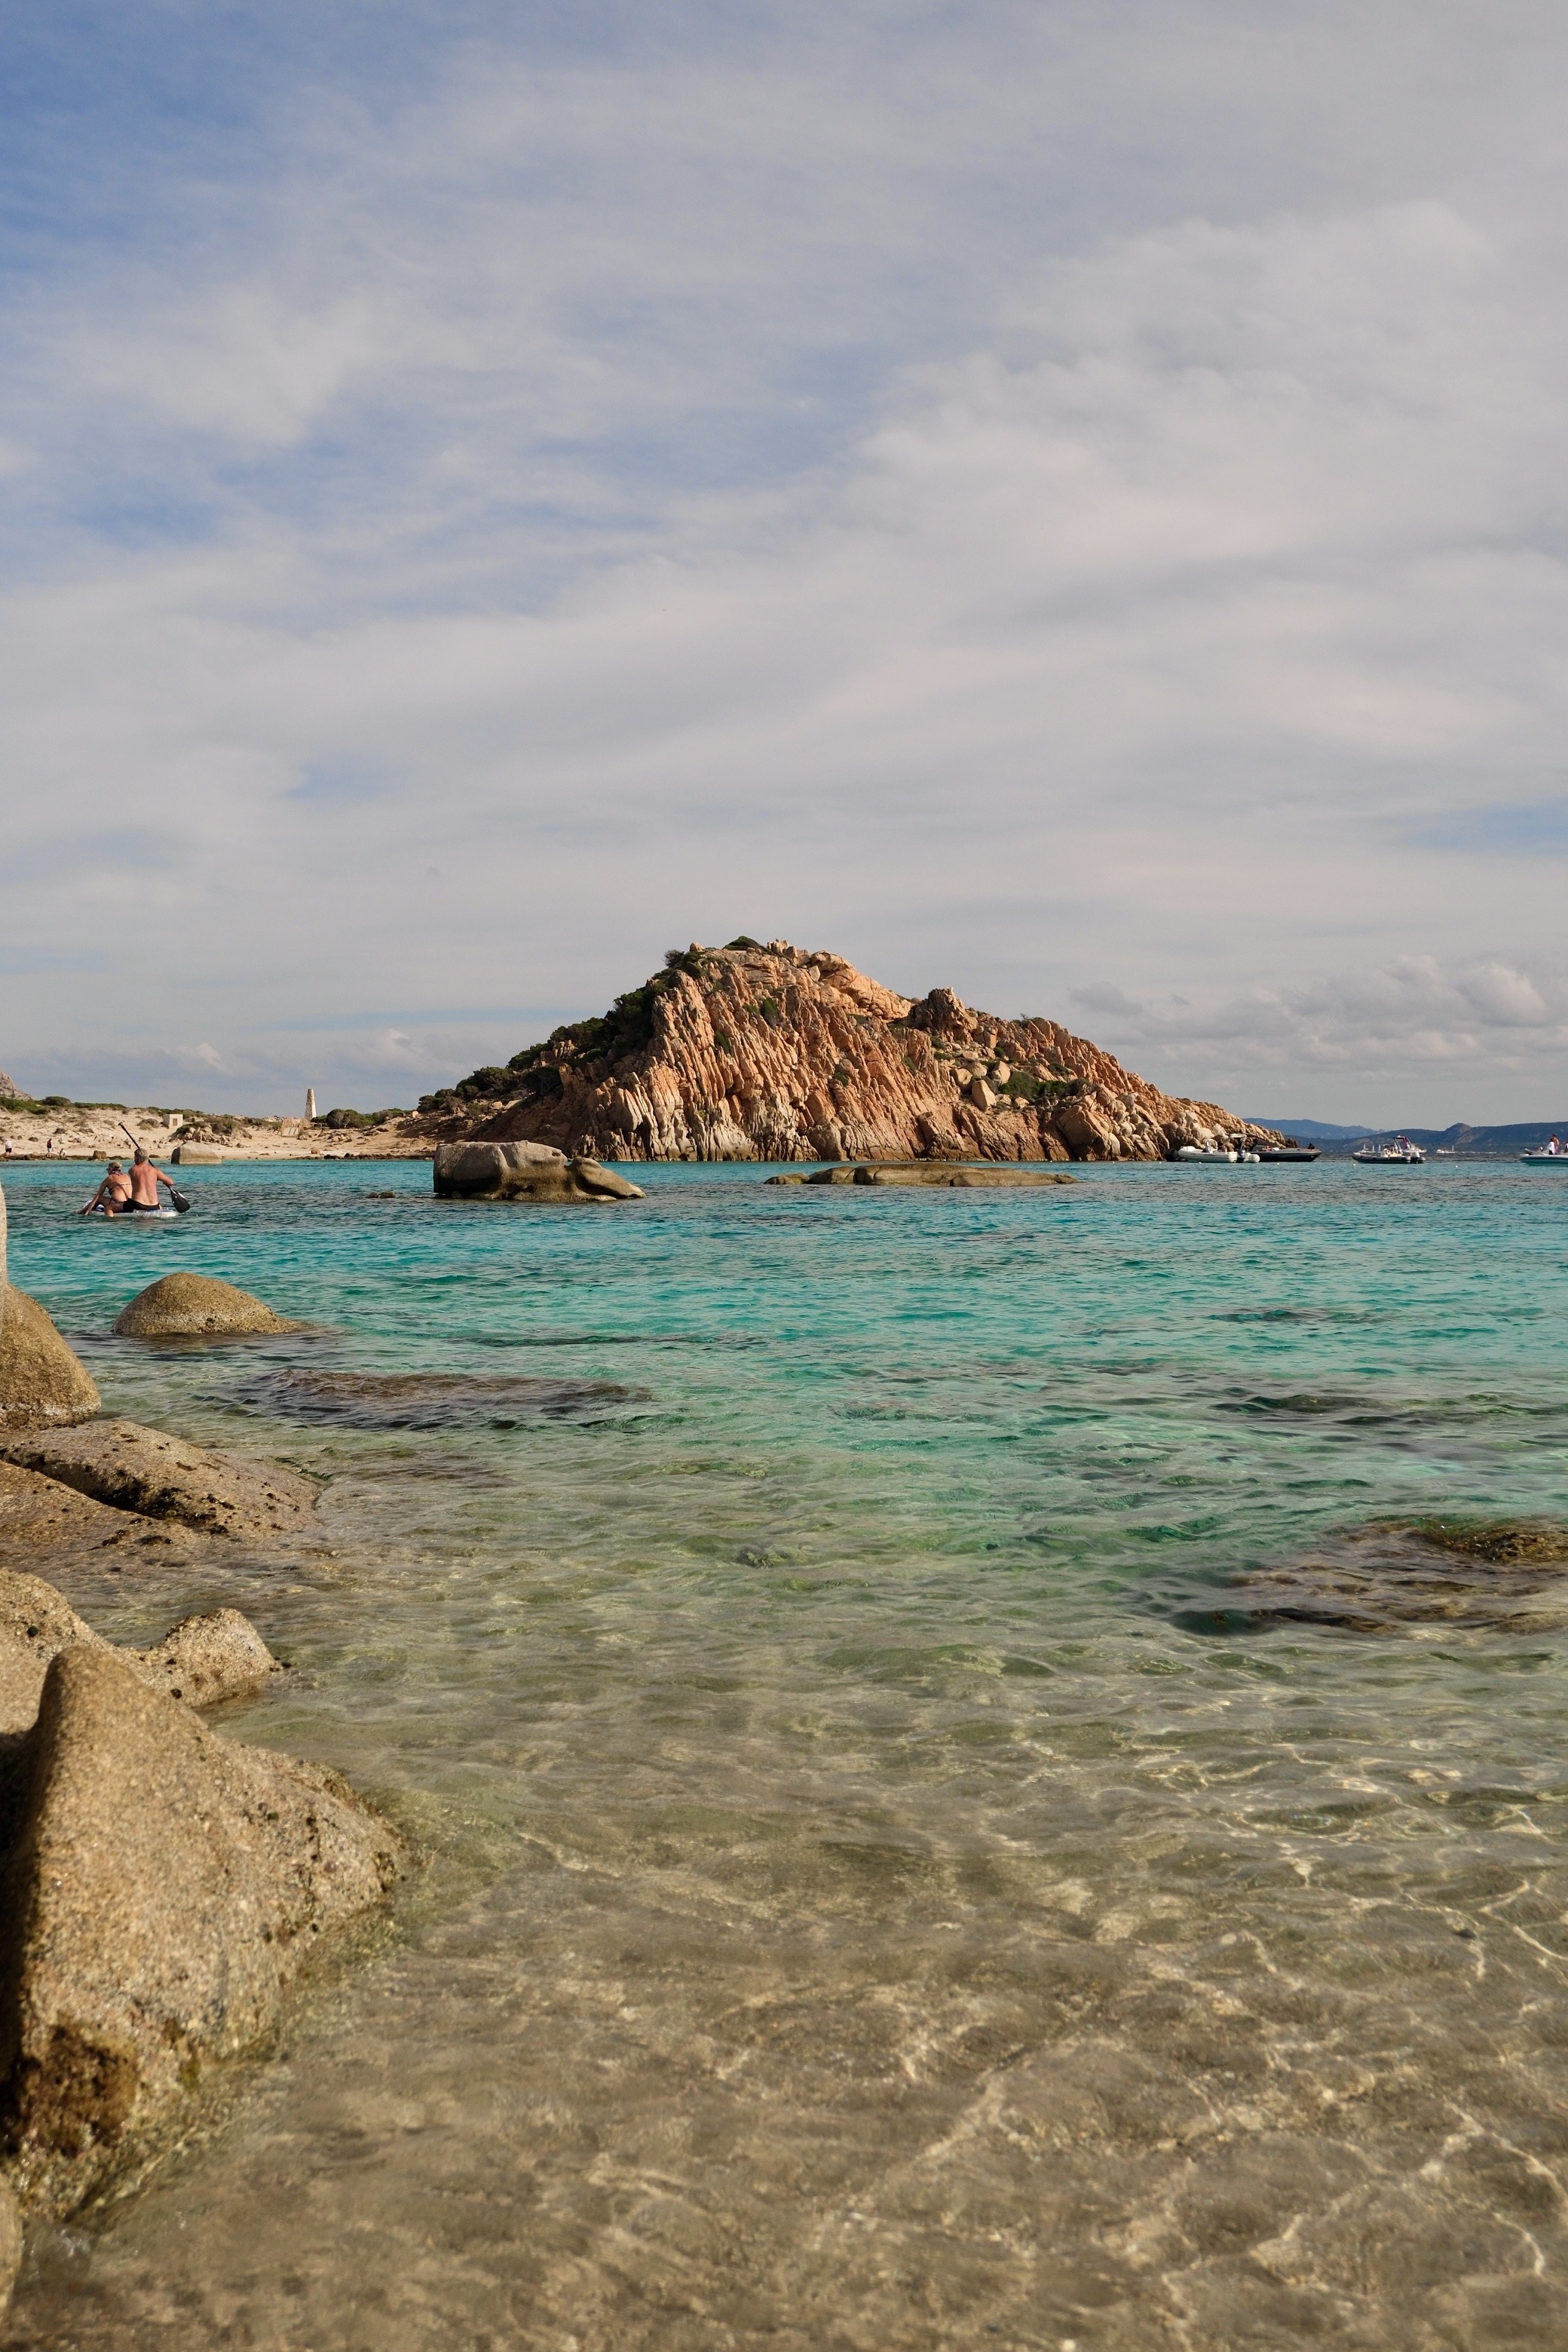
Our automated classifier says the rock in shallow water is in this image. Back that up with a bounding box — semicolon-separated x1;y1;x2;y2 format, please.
0;1461;197;1567
0;1568;279;1735
113;1272;288;1339
0;1294;99;1433
0;1644;403;2219
433;1141;644;1201
1193;1519;1568;1635
0;1420;319;1542
766;1162;1075;1188
228;1367;648;1430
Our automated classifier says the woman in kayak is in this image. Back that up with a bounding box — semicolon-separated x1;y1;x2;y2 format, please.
81;1161;134;1214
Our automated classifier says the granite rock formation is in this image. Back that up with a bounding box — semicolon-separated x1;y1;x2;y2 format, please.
0;1187;97;1433
433;1141;645;1201
0;1421;320;1541
0;1642;402;2219
114;1272;289;1338
435;941;1282;1164
0;1294;100;1433
0;1569;279;1732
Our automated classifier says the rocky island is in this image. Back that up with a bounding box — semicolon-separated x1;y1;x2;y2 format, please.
420;938;1280;1164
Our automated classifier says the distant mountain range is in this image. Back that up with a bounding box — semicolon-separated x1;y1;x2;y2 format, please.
1251;1119;1568;1156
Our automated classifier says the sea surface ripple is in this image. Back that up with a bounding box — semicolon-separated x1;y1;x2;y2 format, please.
5;1156;1568;2350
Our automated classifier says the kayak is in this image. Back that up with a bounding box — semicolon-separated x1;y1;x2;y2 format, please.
81;1204;183;1220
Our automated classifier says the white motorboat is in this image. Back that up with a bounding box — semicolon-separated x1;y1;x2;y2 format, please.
1173;1145;1238;1162
1521;1140;1568;1165
1352;1136;1426;1164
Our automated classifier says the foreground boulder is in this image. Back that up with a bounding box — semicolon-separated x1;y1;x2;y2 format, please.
767;1162;1076;1189
0;1293;99;1433
0;1420;319;1541
433;1140;644;1201
0;1644;402;2218
113;1272;288;1339
0;1567;279;1734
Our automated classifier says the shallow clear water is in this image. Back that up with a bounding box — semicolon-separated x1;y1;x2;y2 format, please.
5;1156;1568;2349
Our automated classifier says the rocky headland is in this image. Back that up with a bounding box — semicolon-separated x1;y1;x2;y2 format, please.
420;939;1282;1165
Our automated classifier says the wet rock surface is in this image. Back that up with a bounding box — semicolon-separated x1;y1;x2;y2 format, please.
1192;1518;1568;1634
0;1422;319;1541
113;1274;289;1340
228;1367;647;1430
0;1644;403;2219
0;1295;99;1435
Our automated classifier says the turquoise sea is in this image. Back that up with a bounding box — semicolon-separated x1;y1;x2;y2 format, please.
4;1156;1568;2350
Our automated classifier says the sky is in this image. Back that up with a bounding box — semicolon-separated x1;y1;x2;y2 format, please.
3;0;1568;1122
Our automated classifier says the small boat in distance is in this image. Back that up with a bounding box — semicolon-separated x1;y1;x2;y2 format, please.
1353;1135;1426;1164
1173;1145;1236;1162
1522;1135;1568;1165
1257;1146;1321;1162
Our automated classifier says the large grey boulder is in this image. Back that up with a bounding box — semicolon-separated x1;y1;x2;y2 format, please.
0;1420;319;1541
0;1643;402;2218
114;1272;288;1339
433;1140;644;1201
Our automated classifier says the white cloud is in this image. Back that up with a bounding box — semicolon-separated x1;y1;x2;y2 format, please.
4;5;1568;1119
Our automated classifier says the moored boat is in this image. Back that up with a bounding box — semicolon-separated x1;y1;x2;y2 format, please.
1257;1147;1321;1162
1521;1137;1568;1165
1353;1136;1426;1164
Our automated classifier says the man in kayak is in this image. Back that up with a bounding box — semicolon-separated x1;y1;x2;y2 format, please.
81;1161;134;1214
125;1146;179;1211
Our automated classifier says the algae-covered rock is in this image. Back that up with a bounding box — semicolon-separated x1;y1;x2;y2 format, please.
114;1272;288;1339
1207;1518;1568;1637
0;1420;318;1541
0;1644;402;2217
0;1293;99;1433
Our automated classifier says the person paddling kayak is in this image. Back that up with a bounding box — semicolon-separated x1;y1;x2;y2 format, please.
125;1146;179;1211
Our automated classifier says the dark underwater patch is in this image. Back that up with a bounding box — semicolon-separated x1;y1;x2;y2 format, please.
225;1368;649;1430
1175;1517;1568;1637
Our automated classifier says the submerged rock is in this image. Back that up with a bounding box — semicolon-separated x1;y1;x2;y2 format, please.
231;1367;646;1431
0;1293;99;1433
433;1141;644;1201
767;1162;1076;1188
1205;1518;1568;1635
0;1643;401;2218
114;1272;288;1339
0;1420;319;1541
